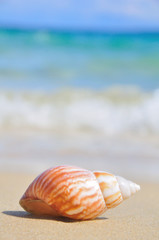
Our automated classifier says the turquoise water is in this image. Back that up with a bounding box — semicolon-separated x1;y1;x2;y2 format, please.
0;29;159;91
0;29;159;135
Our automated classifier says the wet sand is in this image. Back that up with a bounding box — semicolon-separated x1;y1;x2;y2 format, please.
0;173;159;240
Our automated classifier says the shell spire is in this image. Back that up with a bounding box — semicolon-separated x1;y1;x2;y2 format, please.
116;176;140;200
93;171;140;209
19;166;140;220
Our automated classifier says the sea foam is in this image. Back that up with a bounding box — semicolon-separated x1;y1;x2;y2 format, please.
0;87;159;136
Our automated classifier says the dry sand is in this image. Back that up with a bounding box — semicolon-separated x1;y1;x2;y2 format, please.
0;173;159;240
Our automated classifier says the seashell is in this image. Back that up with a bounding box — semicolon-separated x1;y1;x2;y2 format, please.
19;166;140;220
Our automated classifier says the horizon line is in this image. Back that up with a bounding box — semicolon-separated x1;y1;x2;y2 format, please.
0;24;159;35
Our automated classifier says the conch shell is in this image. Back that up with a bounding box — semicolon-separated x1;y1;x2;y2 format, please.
19;166;140;220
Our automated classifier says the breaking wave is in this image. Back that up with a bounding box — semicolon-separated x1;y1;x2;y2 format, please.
0;87;159;136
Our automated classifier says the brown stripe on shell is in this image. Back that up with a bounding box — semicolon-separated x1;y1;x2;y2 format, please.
49;175;104;217
63;179;106;219
24;169;50;199
64;199;105;220
94;171;123;210
98;181;109;191
104;191;123;209
61;191;98;214
45;171;95;203
20;166;70;200
80;195;106;219
33;166;78;200
48;172;94;199
55;184;88;212
82;201;106;220
33;169;51;198
94;171;113;178
60;189;105;220
104;191;121;202
47;175;106;219
106;194;123;209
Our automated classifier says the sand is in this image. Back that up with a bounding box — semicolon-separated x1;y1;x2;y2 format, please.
0;173;159;240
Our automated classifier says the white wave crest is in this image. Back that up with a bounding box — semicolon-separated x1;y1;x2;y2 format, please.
0;88;159;136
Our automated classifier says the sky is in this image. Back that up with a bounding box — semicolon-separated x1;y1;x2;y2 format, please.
0;0;159;31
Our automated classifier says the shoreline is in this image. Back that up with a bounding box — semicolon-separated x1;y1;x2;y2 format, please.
0;131;159;182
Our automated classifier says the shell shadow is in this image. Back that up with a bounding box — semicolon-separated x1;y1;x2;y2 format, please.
2;211;107;222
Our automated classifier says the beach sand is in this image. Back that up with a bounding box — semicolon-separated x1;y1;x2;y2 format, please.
0;173;159;240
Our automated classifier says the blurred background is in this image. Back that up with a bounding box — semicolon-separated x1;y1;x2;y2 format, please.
0;0;159;181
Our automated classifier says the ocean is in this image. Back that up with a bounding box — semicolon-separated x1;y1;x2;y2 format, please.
0;30;159;90
0;29;159;180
